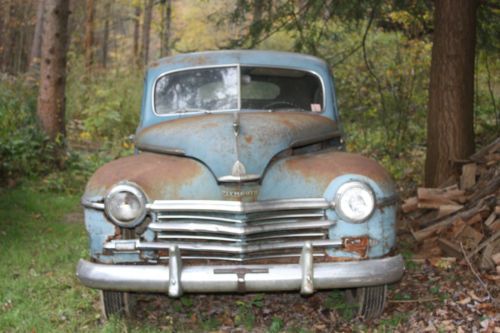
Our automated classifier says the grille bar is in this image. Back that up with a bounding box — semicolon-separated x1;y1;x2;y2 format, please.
130;239;342;254
149;219;333;236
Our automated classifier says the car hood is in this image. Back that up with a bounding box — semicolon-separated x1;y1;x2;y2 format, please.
135;112;339;181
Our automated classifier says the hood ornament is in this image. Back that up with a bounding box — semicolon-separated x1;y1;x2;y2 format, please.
231;160;246;177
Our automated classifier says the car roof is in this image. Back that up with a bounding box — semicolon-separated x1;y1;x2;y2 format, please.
148;50;329;74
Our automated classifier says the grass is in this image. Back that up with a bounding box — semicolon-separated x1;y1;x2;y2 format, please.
0;185;100;332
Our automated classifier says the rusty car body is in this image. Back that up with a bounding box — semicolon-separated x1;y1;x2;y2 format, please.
77;50;404;319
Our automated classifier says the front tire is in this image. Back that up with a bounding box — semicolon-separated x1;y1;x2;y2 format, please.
101;290;134;319
344;285;387;320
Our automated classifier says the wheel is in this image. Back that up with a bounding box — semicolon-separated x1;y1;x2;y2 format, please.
100;290;134;319
344;285;387;320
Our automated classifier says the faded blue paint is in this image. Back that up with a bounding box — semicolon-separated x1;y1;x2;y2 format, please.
138;50;339;130
81;50;399;267
136;112;338;179
323;174;397;258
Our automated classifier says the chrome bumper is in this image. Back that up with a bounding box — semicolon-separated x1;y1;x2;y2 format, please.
77;245;404;296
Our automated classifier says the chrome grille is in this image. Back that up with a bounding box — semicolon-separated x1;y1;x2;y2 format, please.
146;200;337;262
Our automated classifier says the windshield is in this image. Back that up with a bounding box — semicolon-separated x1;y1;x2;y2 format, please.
154;66;324;114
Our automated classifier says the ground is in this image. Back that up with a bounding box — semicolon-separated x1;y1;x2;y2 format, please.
0;185;498;332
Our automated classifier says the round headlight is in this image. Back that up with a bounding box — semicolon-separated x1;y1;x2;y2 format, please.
104;184;147;227
335;181;375;222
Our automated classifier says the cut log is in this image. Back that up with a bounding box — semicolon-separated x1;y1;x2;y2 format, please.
492;252;500;265
413;200;491;241
460;163;477;190
437;238;462;258
487;219;500;232
402;197;418;213
436;205;464;218
466;213;483;226
484;212;497;227
457;225;484;250
479;243;496;270
470;137;500;162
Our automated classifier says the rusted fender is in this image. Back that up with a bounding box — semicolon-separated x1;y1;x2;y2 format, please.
259;151;395;200
83;152;222;202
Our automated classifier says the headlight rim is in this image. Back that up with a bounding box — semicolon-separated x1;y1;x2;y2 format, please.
334;181;375;223
104;183;147;228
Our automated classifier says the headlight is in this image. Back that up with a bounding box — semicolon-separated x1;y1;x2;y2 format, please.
105;184;147;227
335;181;375;222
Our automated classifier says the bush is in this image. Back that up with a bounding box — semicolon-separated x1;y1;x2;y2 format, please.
0;76;57;183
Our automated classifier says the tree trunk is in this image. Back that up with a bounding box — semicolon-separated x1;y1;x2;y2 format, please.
160;0;172;57
1;0;16;73
133;5;141;66
84;0;95;71
37;0;70;144
424;0;478;187
141;0;154;66
101;0;111;68
29;0;46;73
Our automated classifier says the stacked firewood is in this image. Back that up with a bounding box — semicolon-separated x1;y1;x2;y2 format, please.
403;138;500;275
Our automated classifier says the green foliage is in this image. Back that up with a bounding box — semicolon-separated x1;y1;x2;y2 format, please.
267;316;285;333
0;76;57;182
234;294;264;330
66;54;143;154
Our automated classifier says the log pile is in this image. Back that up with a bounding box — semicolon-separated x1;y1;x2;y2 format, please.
403;138;500;275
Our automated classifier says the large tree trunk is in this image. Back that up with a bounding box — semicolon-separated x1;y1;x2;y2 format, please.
140;0;154;66
160;0;172;57
29;0;46;73
424;0;478;187
37;0;70;144
84;0;95;71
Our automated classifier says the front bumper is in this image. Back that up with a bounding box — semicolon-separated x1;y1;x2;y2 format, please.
77;244;404;296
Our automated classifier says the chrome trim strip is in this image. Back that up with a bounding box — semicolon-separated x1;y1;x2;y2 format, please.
76;255;405;293
147;198;330;213
81;198;105;210
82;197;330;212
162;252;326;262
218;174;261;183
157;212;325;224
104;239;342;254
157;232;327;243
149;219;334;236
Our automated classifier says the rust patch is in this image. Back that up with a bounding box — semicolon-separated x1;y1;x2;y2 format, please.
85;152;204;199
244;135;253;144
284;151;393;187
343;236;369;257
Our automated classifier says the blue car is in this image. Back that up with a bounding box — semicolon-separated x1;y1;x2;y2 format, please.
77;50;404;320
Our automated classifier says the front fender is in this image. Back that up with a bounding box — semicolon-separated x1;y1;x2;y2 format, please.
260;151;397;258
83;152;222;202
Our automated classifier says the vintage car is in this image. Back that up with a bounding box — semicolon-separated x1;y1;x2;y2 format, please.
77;50;404;320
